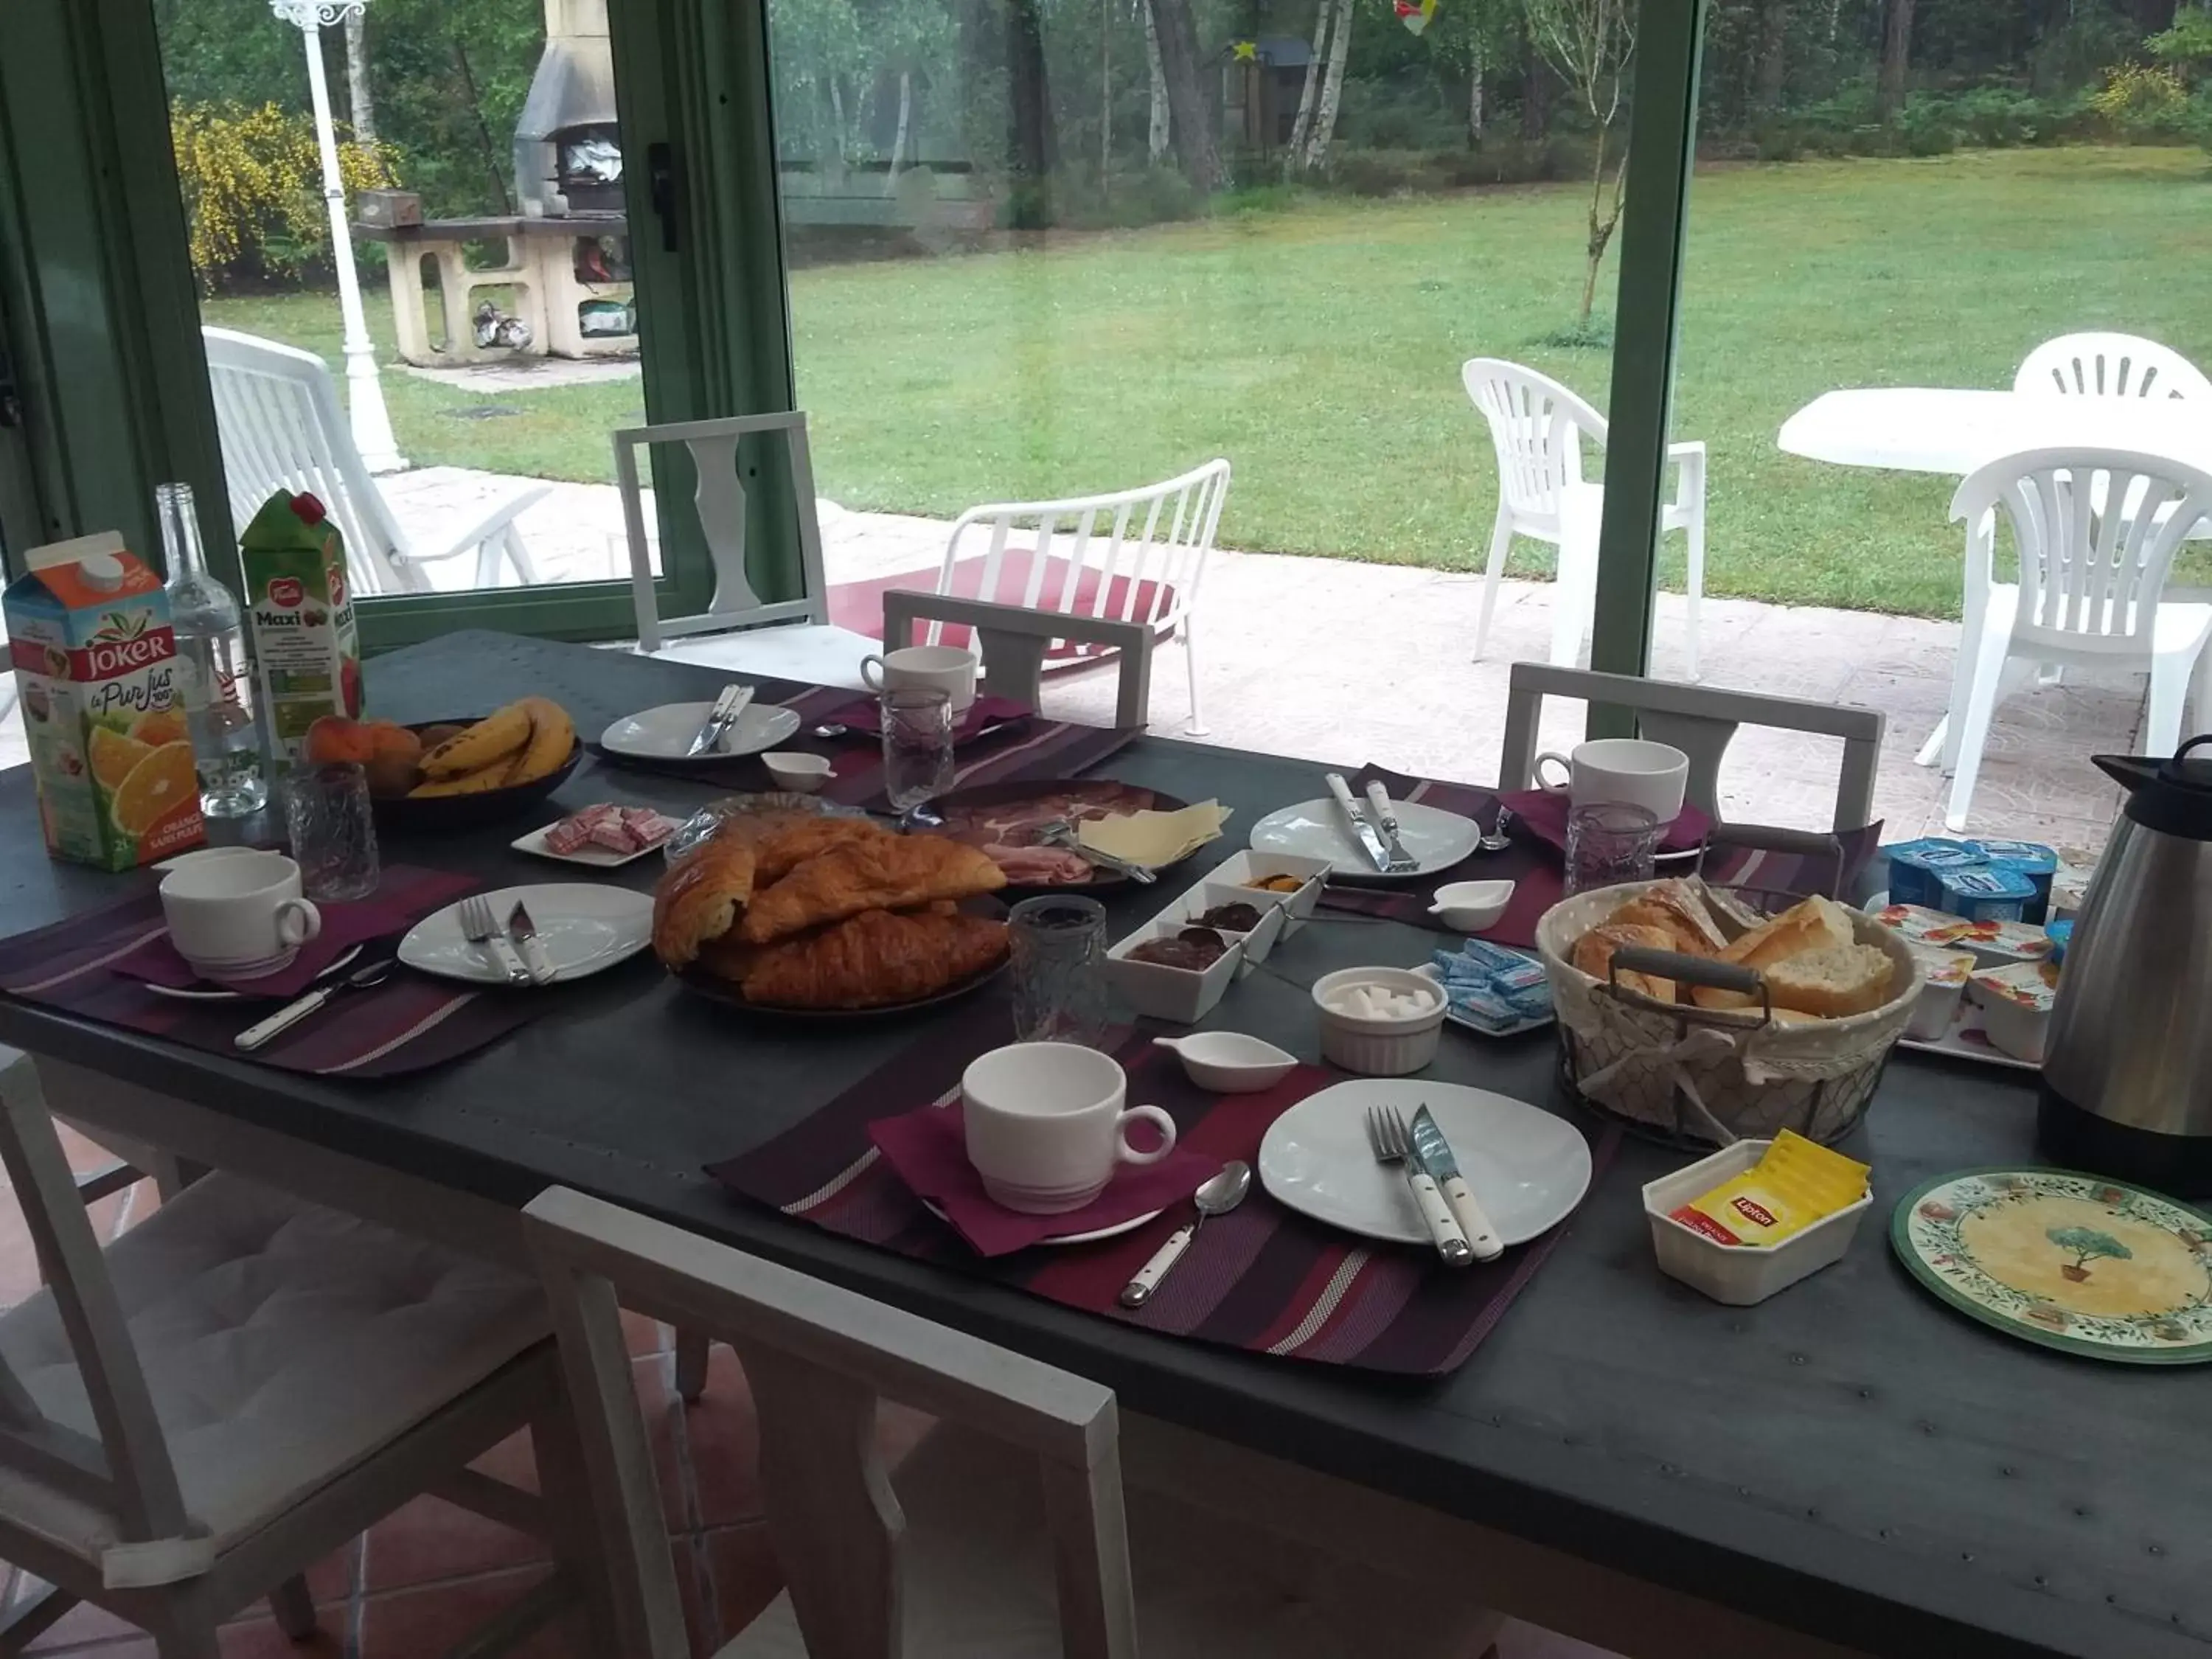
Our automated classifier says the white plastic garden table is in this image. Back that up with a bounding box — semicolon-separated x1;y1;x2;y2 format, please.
1779;387;2212;764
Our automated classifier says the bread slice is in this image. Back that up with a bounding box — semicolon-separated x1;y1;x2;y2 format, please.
1691;896;1858;1010
1761;942;1898;1019
1571;922;1679;1004
1607;879;1728;957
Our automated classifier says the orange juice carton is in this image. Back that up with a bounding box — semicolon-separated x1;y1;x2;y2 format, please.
240;491;363;762
4;533;206;870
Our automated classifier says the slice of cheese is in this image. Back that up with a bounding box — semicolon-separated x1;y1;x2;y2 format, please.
1077;801;1232;868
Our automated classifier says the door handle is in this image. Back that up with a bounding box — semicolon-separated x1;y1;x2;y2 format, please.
647;142;679;253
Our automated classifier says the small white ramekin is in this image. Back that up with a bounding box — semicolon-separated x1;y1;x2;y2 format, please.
1310;965;1446;1076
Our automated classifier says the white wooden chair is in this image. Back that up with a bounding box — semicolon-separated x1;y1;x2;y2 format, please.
1940;448;2212;832
612;411;882;687
0;1048;608;1658
2014;332;2212;403
1462;358;1707;676
931;460;1231;736
523;1184;1502;1659
201;327;546;594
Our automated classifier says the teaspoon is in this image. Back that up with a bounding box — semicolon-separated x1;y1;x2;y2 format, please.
1119;1161;1251;1307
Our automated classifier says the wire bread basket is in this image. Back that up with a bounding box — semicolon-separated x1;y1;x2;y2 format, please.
1534;877;1924;1148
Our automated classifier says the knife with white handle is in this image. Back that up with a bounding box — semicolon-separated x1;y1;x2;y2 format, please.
1364;779;1418;870
1324;772;1392;874
1410;1105;1505;1262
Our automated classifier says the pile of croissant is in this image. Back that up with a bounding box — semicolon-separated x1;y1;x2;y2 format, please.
1570;880;1899;1021
653;815;1009;1009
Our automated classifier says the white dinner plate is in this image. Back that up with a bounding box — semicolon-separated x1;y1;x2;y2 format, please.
922;1199;1164;1247
512;821;672;869
1248;796;1483;881
599;700;801;762
144;943;365;1001
1259;1079;1591;1248
398;885;655;986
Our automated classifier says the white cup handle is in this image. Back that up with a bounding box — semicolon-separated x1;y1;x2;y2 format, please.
1114;1105;1178;1166
860;655;888;692
1532;751;1573;793
276;898;321;947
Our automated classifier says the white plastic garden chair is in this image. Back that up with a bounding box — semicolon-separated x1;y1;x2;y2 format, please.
1939;447;2212;832
201;327;546;594
1462;358;1707;676
2014;332;2212;403
612;411;882;688
930;459;1231;735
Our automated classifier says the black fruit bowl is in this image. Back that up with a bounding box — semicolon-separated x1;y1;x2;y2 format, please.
368;720;582;835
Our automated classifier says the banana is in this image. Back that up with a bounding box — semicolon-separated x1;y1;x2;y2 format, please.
420;702;532;779
408;762;519;798
504;696;577;786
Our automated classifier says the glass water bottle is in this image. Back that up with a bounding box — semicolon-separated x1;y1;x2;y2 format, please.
156;482;268;818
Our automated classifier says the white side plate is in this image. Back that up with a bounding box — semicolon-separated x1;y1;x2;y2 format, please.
1259;1079;1591;1247
144;943;366;1001
1248;797;1482;881
512;822;669;869
922;1198;1164;1247
600;701;801;762
399;885;655;986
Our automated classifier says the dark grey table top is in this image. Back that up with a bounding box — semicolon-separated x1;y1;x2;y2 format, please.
0;633;2203;1659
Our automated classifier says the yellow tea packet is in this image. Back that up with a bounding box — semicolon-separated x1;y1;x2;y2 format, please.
1669;1130;1869;1248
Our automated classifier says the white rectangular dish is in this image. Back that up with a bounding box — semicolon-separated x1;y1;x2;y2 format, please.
1203;850;1331;931
1106;917;1245;1023
1642;1139;1871;1306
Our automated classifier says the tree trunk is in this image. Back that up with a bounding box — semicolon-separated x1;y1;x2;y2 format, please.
1756;0;1788;112
344;8;377;147
1521;38;1551;140
449;35;512;214
1144;0;1223;192
1577;142;1627;324
1878;0;1915;118
1100;0;1112;181
1142;1;1172;161
1303;0;1354;171
1008;0;1057;217
827;78;851;189
1285;0;1332;174
890;71;913;177
1468;39;1486;145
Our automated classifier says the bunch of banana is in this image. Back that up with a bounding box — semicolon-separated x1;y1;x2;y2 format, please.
409;698;576;797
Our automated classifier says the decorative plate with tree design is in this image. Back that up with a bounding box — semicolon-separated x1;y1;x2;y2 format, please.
1891;1169;2212;1364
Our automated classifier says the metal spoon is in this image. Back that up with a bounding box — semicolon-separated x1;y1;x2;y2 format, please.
810;723;849;740
1119;1161;1251;1308
234;958;397;1053
1475;804;1514;854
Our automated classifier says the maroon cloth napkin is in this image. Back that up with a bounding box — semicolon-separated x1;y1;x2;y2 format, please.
711;1004;1618;1376
112;890;431;997
868;1097;1214;1258
819;695;1035;744
1497;789;1712;855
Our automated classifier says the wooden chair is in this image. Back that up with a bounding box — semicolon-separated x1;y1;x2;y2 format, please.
612;411;880;686
884;591;1156;728
0;1048;608;1658
525;1185;1503;1659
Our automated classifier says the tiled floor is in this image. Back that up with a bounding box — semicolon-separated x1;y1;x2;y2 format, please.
0;1135;1610;1658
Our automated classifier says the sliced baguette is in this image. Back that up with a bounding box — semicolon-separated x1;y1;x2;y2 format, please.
1760;942;1898;1019
1689;895;1858;1011
1571;922;1679;1004
1607;878;1728;957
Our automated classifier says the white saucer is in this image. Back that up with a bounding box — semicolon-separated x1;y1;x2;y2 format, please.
1258;1079;1590;1247
922;1198;1164;1248
145;943;366;1001
1248;797;1483;881
398;885;654;985
600;701;801;762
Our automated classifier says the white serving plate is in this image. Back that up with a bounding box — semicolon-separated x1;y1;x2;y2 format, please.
144;943;365;1001
1441;1003;1554;1041
1248;797;1481;882
512;818;674;869
922;1198;1163;1247
1258;1079;1591;1247
399;884;655;986
599;700;801;762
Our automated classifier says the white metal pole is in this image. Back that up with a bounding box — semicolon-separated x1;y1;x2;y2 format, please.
299;16;404;473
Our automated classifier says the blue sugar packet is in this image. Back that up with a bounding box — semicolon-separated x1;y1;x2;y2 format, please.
1446;982;1524;1032
1434;939;1553;1031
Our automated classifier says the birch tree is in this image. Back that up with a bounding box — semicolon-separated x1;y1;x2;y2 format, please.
1141;0;1171;162
1284;0;1333;173
1526;0;1635;325
1302;0;1357;171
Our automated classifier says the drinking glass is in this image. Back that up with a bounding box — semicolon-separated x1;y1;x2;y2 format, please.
1565;801;1659;897
881;686;955;828
1008;895;1110;1047
285;762;380;902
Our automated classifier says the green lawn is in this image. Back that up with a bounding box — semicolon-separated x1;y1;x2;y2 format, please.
204;145;2212;619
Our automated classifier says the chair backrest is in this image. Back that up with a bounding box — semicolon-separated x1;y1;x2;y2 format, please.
1951;447;2212;659
1462;358;1604;523
611;411;832;654
522;1186;1136;1659
931;460;1231;647
2013;332;2212;403
0;1051;198;1567
1498;661;1886;832
883;591;1156;728
199;327;415;595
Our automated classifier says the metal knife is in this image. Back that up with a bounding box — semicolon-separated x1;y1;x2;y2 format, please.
507;900;557;984
1409;1105;1504;1262
1324;772;1393;874
686;683;754;757
1363;779;1419;872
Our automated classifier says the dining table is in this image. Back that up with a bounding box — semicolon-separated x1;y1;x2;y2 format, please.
0;630;2204;1659
1777;387;2212;484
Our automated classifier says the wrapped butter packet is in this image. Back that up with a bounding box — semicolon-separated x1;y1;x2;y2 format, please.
1668;1130;1869;1248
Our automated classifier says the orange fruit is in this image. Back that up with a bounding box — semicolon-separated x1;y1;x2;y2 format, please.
89;727;156;789
110;742;198;838
130;707;189;748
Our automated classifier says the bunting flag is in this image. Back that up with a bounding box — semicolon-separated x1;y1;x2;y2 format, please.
1394;0;1437;33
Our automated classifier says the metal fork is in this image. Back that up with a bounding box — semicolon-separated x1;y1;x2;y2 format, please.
1365;1106;1472;1265
458;895;532;986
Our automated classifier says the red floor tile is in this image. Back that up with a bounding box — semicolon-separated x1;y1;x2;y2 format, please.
676;1346;765;1530
355;1565;583;1659
625;1307;670;1357
703;1524;783;1644
362;1491;554;1593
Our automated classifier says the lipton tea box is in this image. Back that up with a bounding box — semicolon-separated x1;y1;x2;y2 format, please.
5;538;206;869
240;491;363;763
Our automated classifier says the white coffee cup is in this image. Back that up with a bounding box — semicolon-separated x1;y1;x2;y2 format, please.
159;849;322;980
861;645;978;714
1533;738;1689;824
962;1043;1178;1214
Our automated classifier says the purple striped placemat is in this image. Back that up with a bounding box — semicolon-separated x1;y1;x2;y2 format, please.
0;868;546;1078
1311;767;1560;946
591;684;1144;810
709;1005;1617;1376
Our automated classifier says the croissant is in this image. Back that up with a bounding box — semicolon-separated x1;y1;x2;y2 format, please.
747;816;891;886
739;834;1006;944
740;909;1009;1008
653;836;757;967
